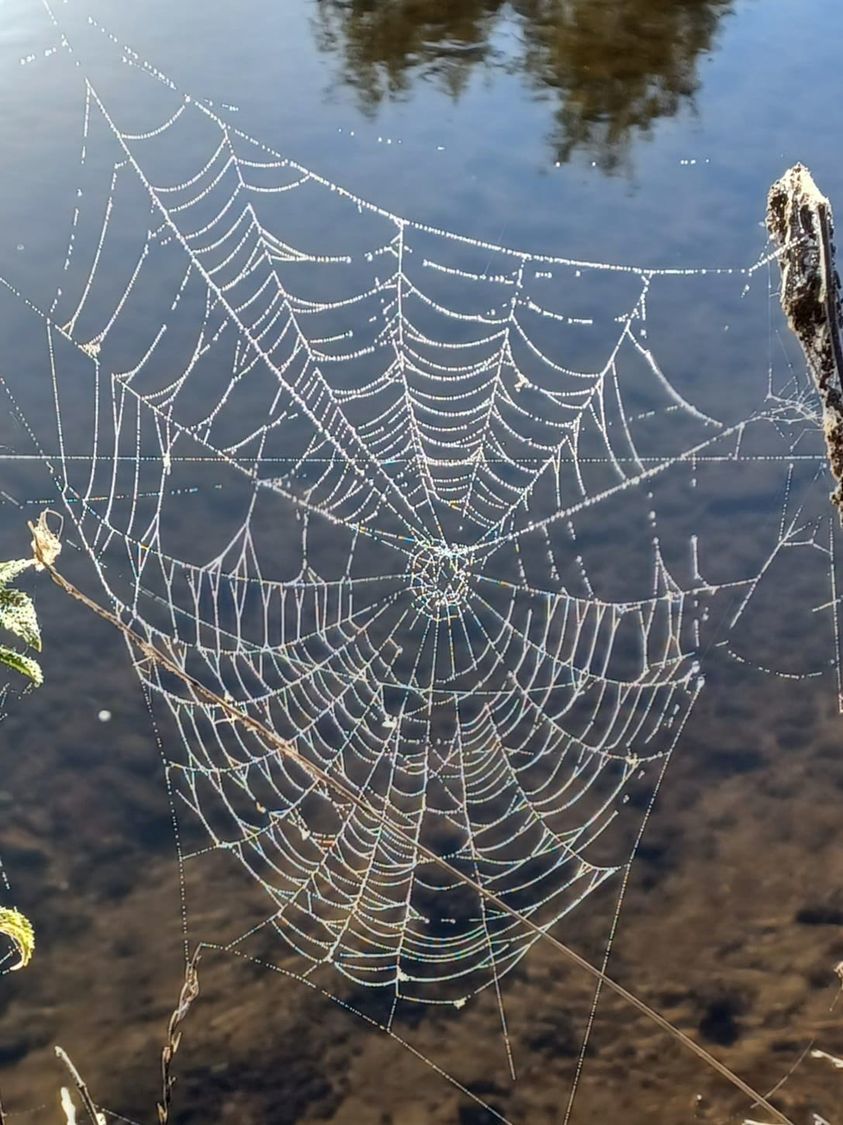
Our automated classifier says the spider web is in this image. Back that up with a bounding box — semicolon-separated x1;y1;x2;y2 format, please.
3;7;842;1115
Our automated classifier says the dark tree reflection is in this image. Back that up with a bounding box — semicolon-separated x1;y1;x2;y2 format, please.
313;0;734;171
313;0;504;105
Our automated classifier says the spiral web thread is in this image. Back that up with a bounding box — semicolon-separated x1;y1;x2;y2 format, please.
3;7;842;1116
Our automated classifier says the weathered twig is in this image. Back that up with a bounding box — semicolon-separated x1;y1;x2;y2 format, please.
158;949;201;1124
767;163;843;520
54;1046;103;1125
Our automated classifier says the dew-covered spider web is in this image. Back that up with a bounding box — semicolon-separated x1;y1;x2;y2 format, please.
2;6;843;1118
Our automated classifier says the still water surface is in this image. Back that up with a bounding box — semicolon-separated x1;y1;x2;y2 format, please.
0;2;841;1123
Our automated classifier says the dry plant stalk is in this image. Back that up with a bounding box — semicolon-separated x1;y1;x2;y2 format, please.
767;163;843;519
54;1046;104;1125
27;513;794;1125
158;949;201;1124
52;950;200;1125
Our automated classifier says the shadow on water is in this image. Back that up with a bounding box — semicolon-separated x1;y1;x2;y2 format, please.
313;0;734;170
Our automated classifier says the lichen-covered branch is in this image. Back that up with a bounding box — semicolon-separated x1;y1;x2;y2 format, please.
767;163;843;520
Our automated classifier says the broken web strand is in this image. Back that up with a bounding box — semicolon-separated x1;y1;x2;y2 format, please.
8;5;839;1121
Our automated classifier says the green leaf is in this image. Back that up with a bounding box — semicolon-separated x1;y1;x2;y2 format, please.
0;559;33;587
0;907;35;969
0;646;42;687
0;588;40;651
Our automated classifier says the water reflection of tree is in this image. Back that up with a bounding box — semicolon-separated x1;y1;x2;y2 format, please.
313;0;734;171
313;1;504;105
